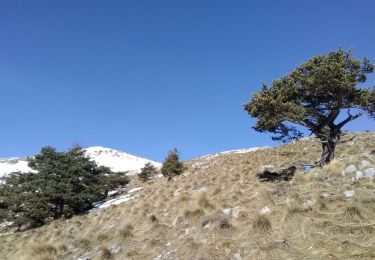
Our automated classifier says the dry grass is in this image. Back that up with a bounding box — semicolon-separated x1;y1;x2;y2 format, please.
1;132;374;259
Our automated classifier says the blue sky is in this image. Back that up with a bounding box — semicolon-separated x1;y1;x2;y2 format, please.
1;1;375;161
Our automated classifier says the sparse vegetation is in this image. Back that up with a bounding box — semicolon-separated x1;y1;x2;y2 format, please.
0;132;374;259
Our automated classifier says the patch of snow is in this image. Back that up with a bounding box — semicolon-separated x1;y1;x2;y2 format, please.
0;158;34;178
0;146;161;177
197;147;269;160
85;146;161;174
128;187;143;193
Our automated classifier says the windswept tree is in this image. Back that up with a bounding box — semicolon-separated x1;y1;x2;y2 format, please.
244;49;375;166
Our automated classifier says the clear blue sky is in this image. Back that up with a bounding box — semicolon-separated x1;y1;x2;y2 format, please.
1;1;375;161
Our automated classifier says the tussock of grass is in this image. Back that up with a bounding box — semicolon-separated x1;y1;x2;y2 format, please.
343;205;364;222
118;224;134;240
98;247;113;260
252;214;272;233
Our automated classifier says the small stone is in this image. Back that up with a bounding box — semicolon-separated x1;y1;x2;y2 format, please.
260;205;271;214
303;199;315;209
355;171;364;180
343;190;355;198
321;192;334;198
222;208;240;218
201;218;210;228
233;252;242;260
360;160;371;170
364;168;375;180
110;246;122;254
345;165;357;174
185;227;195;235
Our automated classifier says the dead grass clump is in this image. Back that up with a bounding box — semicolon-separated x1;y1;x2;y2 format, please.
179;194;191;202
197;194;214;209
321;159;345;177
184;208;205;219
292;172;308;184
77;238;92;250
98;247;113;260
252;214;272;233
118;224;134;240
29;244;57;259
97;233;110;243
343;205;364;222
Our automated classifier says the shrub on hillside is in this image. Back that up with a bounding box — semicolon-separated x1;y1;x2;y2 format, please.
0;146;127;230
161;148;184;180
138;162;158;182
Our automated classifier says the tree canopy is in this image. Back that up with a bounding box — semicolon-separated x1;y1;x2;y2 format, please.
161;148;184;180
0;146;129;230
244;49;374;165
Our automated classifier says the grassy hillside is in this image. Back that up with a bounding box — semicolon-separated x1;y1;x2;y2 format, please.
1;132;375;260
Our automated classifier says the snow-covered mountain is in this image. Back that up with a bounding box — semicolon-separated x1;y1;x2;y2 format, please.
0;146;161;177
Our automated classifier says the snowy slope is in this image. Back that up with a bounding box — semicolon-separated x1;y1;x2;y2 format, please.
85;146;161;174
0;147;161;177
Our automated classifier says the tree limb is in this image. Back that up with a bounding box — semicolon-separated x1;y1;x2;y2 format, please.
336;109;362;129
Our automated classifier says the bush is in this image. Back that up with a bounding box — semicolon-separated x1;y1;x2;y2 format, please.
161;148;184;180
138;162;158;182
0;146;122;230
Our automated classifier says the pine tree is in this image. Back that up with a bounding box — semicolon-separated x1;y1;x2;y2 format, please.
138;162;157;182
161;148;184;180
0;146;128;230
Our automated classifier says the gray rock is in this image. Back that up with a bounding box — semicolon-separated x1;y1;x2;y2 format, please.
110;245;122;254
321;192;334;198
222;207;240;218
185;227;195;235
303;199;315;209
343;190;355;198
360;160;371;170
345;165;357;174
364;168;375;180
232;252;242;260
355;171;364;180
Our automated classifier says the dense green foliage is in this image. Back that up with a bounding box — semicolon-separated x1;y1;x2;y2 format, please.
0;146;129;230
161;148;184;180
244;49;375;165
138;162;158;182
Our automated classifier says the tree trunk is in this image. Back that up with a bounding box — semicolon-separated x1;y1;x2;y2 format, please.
318;140;336;166
317;128;340;167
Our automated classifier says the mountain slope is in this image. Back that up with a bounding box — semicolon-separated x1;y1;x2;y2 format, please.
1;132;375;260
0;147;161;177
